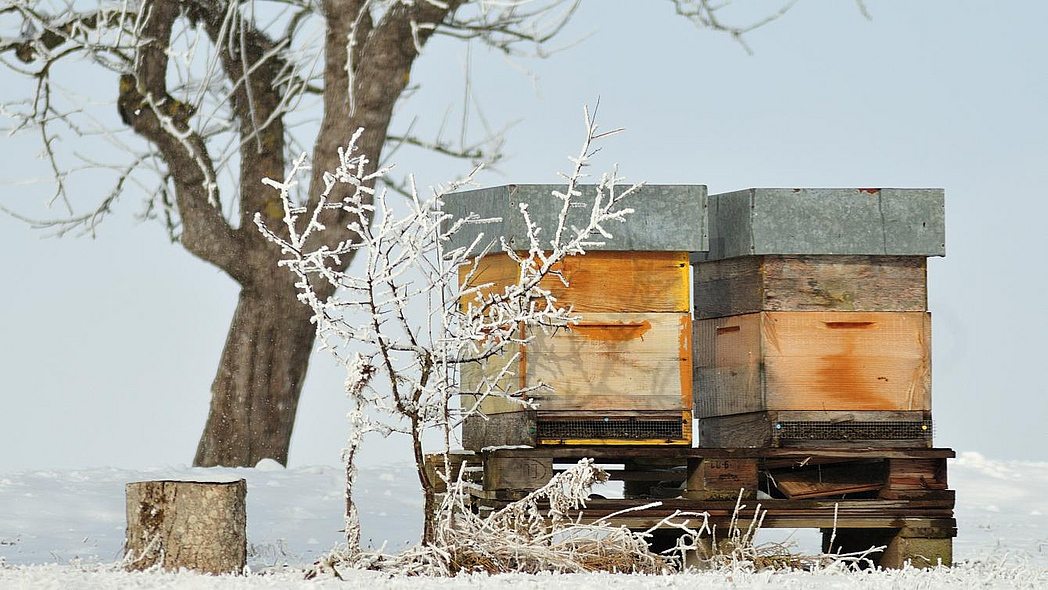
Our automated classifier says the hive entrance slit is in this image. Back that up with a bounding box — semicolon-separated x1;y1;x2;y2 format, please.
537;419;684;441
775;420;933;443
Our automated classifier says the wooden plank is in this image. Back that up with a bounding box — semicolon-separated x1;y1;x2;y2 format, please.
762;311;932;412
881;536;952;569
879;489;955;502
700;410;932;450
693;255;927;319
423;452;480;492
526;312;690;412
685;458;758;500
771;462;883;499
459;340;526;415
693;256;763;319
694;314;763;418
575;498;956;513
460;251;690;313
771;410;931;422
485;446;956;461
698;412;773;448
697;310;934;418
762;255;927;312
483;455;553;491
461;410;537;452
529;395;681;412
884;458;948;491
571;515;953;531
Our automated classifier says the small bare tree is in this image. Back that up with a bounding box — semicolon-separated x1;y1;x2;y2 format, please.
0;0;827;467
256;104;640;547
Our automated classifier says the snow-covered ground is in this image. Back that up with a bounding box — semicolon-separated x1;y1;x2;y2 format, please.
1;451;1046;588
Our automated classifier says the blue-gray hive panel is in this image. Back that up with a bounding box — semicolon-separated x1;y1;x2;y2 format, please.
442;184;708;252
694;188;946;262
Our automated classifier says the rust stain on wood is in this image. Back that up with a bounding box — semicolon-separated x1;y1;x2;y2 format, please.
679;314;693;412
814;336;890;408
519;326;527;392
569;321;652;342
699;312;931;416
824;321;876;329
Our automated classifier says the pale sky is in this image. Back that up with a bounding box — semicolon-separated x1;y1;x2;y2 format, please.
2;1;1046;471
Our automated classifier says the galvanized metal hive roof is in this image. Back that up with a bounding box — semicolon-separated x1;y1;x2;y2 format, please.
441;184;709;252
695;188;946;262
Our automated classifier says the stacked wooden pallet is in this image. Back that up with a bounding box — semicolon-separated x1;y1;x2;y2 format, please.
464;445;956;569
443;184;708;450
691;188;946;449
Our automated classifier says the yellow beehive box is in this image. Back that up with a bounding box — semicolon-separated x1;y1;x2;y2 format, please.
460;251;693;448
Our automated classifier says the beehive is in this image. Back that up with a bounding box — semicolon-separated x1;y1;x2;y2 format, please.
692;188;945;448
443;184;708;450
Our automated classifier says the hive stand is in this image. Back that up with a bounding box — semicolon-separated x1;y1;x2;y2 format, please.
436;445;955;569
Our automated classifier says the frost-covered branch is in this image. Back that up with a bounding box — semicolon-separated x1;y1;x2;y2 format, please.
312;459;671;576
256;105;641;552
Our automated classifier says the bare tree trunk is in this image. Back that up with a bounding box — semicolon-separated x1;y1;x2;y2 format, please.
194;0;461;468
194;285;316;467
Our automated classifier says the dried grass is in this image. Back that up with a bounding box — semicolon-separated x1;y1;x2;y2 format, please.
311;459;668;577
309;463;885;578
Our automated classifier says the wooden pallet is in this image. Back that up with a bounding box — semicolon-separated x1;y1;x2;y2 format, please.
447;445;956;569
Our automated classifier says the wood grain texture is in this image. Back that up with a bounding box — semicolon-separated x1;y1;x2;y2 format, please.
884;458;948;491
698;410;933;449
484;445;954;460
459;339;526;415
762;311;931;412
698;412;775;448
125;480;246;574
423;452;481;492
693;256;763;319
526;312;691;412
483;455;553;491
694;314;764;418
695;311;931;418
694;255;927;319
684;458;759;500
880;535;952;569
460;251;690;313
461;410;537;451
772;462;884;499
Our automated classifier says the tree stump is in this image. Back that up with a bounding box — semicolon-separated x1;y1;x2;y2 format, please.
125;479;247;574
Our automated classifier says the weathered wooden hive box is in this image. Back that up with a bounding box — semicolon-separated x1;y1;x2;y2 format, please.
444;184;708;450
692;188;945;448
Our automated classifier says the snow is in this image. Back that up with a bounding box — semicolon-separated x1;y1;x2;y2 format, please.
1;454;1047;587
1;559;1046;589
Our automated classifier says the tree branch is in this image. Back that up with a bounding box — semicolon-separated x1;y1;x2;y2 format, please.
303;0;464;289
188;0;290;240
118;0;246;282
